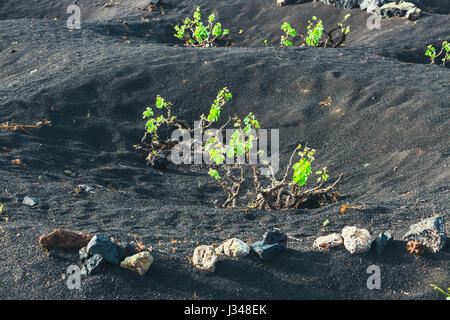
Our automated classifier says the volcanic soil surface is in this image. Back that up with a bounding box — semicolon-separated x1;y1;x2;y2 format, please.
0;0;449;299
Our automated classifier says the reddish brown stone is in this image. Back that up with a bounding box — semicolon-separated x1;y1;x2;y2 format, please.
406;240;424;255
11;159;25;166
39;229;92;251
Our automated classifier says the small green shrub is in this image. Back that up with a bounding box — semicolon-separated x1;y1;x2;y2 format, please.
142;95;176;141
280;22;296;47
279;14;351;48
174;7;230;47
305;16;324;47
425;41;449;66
425;45;437;61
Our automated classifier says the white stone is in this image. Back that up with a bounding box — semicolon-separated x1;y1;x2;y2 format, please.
22;196;38;206
406;7;422;21
342;226;372;254
120;251;153;276
215;238;250;258
313;233;344;250
192;245;218;272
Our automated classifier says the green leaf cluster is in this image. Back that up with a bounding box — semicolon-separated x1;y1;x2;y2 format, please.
280;15;350;48
425;40;450;66
206;88;232;122
280;22;296;47
338;14;351;35
305;16;324;47
174;7;230;47
205;111;260;170
292;145;328;186
142;95;175;140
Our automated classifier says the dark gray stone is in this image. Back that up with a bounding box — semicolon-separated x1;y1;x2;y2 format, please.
152;156;170;169
81;254;105;276
373;231;394;254
118;242;138;261
86;235;121;265
402;216;447;253
263;231;288;248
251;241;282;260
79;246;89;262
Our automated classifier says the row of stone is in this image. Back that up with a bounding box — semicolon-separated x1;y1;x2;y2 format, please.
193;216;447;272
39;215;446;276
80;235;153;276
310;216;446;254
277;0;422;21
40;231;153;276
193;231;288;271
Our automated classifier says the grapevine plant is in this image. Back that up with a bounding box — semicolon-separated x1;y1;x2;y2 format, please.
136;89;341;209
280;14;351;48
174;7;230;47
305;16;324;47
425;41;450;67
280;22;297;47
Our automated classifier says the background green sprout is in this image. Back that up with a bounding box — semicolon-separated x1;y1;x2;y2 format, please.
278;14;350;48
425;41;449;66
174;7;230;47
281;22;296;47
305;16;324;47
